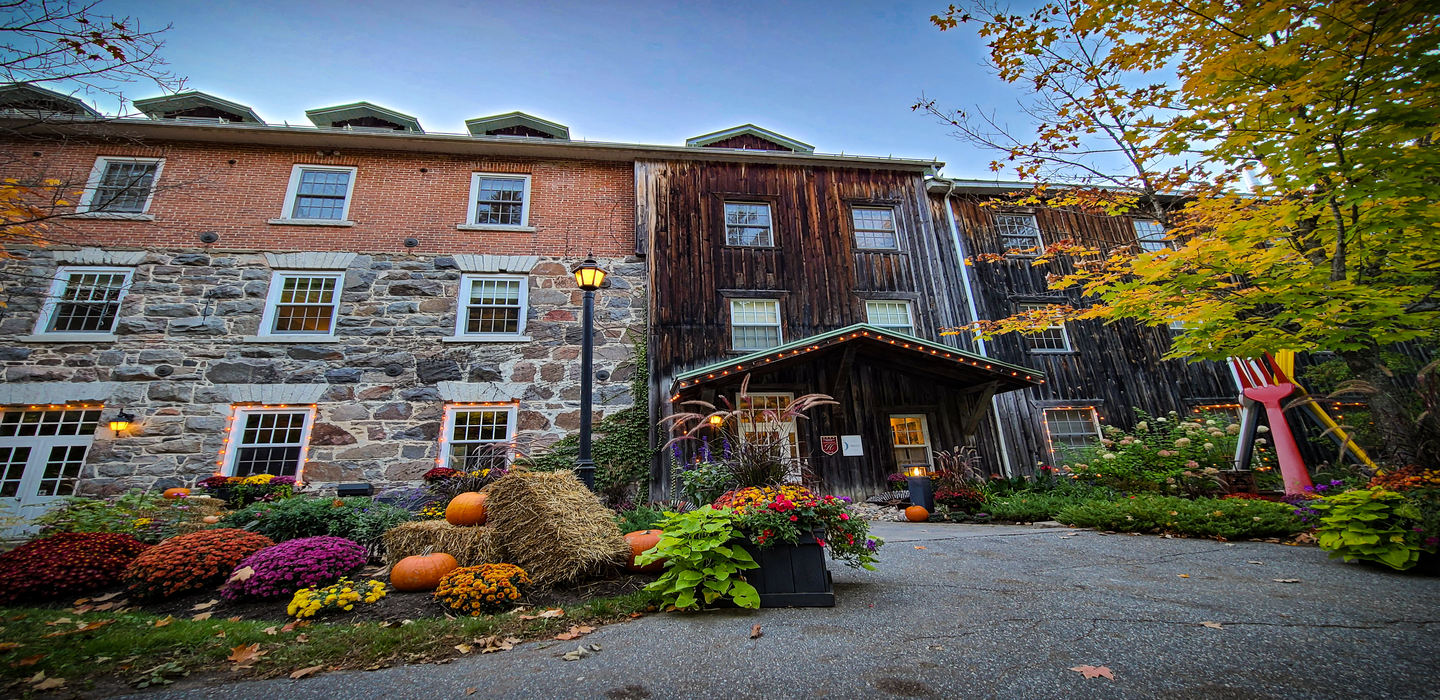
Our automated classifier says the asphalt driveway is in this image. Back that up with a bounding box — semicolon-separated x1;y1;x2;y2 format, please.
127;522;1440;700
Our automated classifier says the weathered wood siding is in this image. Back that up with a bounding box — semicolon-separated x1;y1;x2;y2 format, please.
700;134;794;151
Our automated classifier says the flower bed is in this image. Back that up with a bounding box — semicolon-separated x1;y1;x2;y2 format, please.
124;528;275;599
197;474;297;508
0;532;150;604
224;536;367;599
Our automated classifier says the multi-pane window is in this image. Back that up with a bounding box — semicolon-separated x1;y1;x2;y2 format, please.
443;406;515;472
35;267;132;335
890;415;933;471
1044;408;1101;451
852;207;898;249
865;300;914;335
261;272;341;336
83;158;161;213
1018;303;1071;352
724;202;773;247
281;166;356;221
0;408;102;438
0;407;101;536
1134;219;1169;252
458;275;527;337
738;393;801;470
469;174;530;227
227;408;312;478
995;213;1043;254
730;299;782;351
0;446;29;498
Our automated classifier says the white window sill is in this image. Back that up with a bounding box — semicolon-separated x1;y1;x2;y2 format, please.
267;219;356;227
243;335;342;343
67;212;155;221
455;224;536;232
18;333;118;343
441;335;532;343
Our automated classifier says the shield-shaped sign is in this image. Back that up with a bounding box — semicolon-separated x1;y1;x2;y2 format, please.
820;435;839;455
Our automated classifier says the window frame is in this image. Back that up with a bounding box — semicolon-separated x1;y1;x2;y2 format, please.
32;266;134;337
865;300;915;335
723;201;776;248
1018;302;1073;353
464;173;532;229
994;212;1044;256
439;404;518;472
729;298;783;351
889;414;934;471
451;273;530;341
256;270;344;339
76;156;164;217
220;405;316;481
1043;407;1103;455
1133;219;1169;253
851;205;900;251
277;164;358;223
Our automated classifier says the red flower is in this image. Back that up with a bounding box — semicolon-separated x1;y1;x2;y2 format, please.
789;515;798;521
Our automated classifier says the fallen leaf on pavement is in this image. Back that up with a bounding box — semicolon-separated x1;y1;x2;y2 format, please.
914;546;926;550
154;616;173;628
562;645;591;661
478;636;521;654
228;643;266;668
1177;574;1189;578
290;665;324;679
554;625;595;641
1248;561;1263;565
1200;621;1224;629
1070;665;1114;679
1272;579;1300;583
192;599;219;611
466;688;477;695
1293;533;1317;545
629;612;643;618
11;653;45;667
750;624;762;639
454;644;473;654
191;612;212;621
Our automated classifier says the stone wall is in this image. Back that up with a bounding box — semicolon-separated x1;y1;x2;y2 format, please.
0;248;646;494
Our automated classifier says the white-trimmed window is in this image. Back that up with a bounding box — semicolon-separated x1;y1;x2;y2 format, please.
455;274;528;339
279;165;357;222
1018;303;1071;352
78;157;163;215
466;173;531;227
865;300;914;335
1044;407;1102;452
441;405;516;471
258;271;342;337
34;266;133;336
223;406;315;478
852;206;898;249
724;202;774;247
1134;219;1169;252
738;393;800;462
730;299;782;351
995;213;1043;254
889;415;933;471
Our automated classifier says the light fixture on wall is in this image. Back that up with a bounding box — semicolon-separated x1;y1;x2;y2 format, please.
708;415;725;428
109;408;136;434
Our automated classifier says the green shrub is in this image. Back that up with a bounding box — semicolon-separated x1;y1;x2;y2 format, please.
983;491;1100;522
1311;488;1437;570
616;505;665;533
0;532;150;604
32;490;201;544
219;496;411;544
638;506;759;610
1056;495;1303;539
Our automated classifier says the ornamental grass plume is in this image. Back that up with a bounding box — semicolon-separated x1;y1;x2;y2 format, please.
223;535;367;599
124;528;274;599
0;532;149;604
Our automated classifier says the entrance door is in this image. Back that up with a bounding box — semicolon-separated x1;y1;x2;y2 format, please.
737;393;805;483
0;407;101;539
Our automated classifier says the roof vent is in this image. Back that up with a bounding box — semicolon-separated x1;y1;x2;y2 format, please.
465;111;569;140
305;102;422;133
686;124;814;153
132;90;262;123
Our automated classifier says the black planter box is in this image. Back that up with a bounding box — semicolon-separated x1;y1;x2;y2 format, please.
731;530;835;608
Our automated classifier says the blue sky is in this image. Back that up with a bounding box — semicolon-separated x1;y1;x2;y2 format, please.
95;0;1026;178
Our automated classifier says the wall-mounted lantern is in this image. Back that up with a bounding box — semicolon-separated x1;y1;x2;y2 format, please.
109;408;136;434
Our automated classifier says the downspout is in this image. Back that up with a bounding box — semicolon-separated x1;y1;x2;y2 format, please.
940;179;1014;477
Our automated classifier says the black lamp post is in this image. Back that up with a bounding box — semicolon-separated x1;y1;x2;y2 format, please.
572;256;607;490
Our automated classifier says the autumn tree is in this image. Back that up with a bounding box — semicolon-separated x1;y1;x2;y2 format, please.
925;0;1440;467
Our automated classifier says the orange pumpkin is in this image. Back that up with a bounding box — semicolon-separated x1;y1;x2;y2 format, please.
202;515;221;524
624;529;665;573
390;552;459;592
162;487;190;499
905;505;930;522
445;492;488;526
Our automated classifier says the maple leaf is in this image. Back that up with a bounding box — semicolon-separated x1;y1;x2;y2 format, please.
466;688;478;695
1200;621;1224;629
750;624;763;639
43;617;72;626
12;653;45;667
191;612;212;622
538;608;565;618
281;620;309;633
93;592;122;602
0;642;22;652
478;636;521;654
228;643;266;668
263;626;279;636
290;665;325;679
227;616;242;622
41;620;114;638
192;599;219;611
227;567;255;583
1070;665;1115;679
454;644;473;654
555;625;594;641
33;676;66;690
154;616;173;628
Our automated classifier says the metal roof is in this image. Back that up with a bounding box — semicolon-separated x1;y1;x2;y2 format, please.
465;111;569;140
132;90;263;123
686;124;815;153
304;101;422;132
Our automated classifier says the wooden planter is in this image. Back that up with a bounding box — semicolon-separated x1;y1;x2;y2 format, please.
731;530;835;608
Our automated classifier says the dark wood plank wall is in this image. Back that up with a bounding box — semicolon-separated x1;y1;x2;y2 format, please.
701;134;794;151
938;194;1240;474
639;160;975;497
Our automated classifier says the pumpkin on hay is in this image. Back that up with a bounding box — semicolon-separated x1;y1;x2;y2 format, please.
905;505;930;522
624;530;665;573
390;550;459;592
162;487;190;499
446;492;488;526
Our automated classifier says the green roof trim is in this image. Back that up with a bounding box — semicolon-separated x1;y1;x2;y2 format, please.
464;111;570;140
0;83;100;117
672;323;1044;389
132;90;263;123
305;101;422;132
685;124;814;153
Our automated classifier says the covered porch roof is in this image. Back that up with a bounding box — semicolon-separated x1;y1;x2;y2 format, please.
670;324;1044;400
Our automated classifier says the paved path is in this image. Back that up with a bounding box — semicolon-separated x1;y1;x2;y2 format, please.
129;523;1440;700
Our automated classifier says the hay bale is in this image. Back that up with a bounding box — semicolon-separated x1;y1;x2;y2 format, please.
485;471;629;587
381;520;499;567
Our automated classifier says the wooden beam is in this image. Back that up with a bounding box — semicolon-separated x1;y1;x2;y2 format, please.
959;381;1000;437
828;345;858;405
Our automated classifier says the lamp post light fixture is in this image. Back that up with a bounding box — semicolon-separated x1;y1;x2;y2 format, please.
572;256;607;490
905;467;935;512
